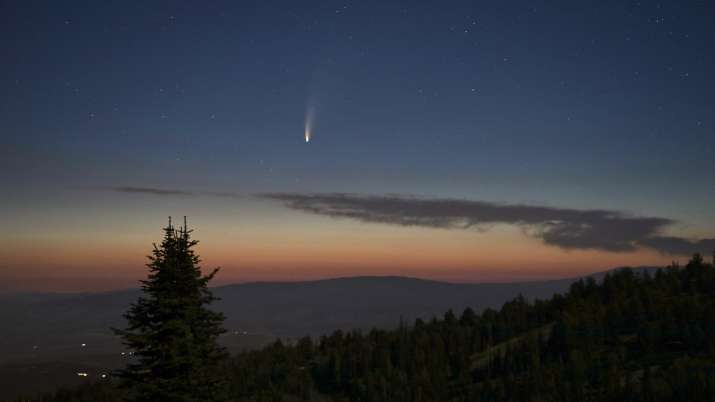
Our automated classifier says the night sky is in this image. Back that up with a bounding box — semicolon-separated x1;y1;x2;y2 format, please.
2;1;714;292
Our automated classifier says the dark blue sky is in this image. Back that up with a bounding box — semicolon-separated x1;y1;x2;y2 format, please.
2;1;714;289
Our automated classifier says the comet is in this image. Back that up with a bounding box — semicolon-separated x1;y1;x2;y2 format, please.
304;104;315;143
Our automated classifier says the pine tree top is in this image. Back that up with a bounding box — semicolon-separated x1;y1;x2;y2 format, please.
113;218;228;402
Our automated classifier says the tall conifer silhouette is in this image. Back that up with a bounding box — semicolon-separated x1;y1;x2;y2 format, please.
114;218;228;402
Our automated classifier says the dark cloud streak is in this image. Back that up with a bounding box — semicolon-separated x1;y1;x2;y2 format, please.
639;236;715;256
104;186;242;198
263;193;713;256
111;186;195;196
100;187;713;256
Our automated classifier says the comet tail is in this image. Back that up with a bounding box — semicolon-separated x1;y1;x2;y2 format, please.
304;105;314;143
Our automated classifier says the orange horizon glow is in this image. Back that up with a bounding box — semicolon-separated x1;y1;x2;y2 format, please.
2;217;681;293
3;193;702;293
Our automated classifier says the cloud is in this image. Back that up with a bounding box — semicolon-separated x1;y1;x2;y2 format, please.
638;236;715;256
111;186;195;196
98;187;714;256
263;192;714;256
103;186;242;198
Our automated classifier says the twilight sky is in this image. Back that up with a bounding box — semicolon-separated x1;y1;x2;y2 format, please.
2;1;714;292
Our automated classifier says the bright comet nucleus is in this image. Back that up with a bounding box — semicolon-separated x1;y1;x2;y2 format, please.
304;104;315;143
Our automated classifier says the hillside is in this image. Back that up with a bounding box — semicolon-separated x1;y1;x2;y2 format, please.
211;256;715;401
18;258;715;401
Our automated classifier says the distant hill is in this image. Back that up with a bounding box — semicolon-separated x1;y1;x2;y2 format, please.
0;268;658;365
214;275;574;337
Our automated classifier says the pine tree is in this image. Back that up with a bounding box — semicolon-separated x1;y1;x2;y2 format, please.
114;218;228;402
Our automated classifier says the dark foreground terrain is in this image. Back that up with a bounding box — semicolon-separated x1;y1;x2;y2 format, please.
1;274;593;400
8;258;715;401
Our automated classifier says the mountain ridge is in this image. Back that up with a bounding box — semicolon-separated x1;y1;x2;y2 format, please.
0;267;661;363
1;265;661;298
